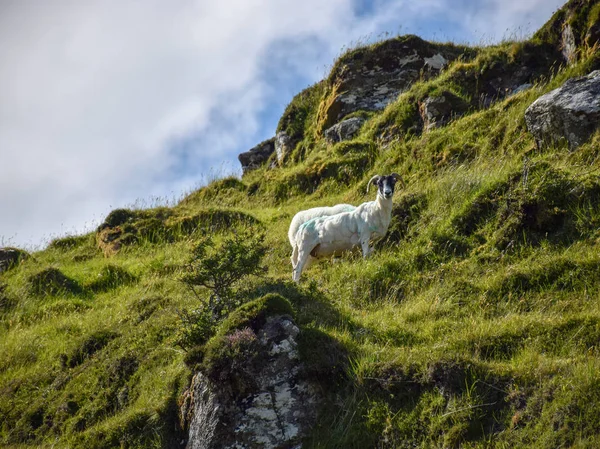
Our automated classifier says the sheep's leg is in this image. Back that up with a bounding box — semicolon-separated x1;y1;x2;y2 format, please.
304;255;315;270
360;234;372;258
290;244;299;269
293;248;311;282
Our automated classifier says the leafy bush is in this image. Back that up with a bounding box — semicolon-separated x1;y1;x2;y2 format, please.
181;227;267;316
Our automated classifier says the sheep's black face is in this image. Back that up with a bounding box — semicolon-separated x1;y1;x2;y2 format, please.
378;175;397;199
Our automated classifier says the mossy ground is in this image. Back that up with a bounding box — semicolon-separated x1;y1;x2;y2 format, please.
2;3;600;447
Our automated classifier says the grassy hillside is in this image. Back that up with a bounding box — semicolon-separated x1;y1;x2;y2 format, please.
2;1;600;447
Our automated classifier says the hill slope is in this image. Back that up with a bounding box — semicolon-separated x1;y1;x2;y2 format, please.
2;1;600;447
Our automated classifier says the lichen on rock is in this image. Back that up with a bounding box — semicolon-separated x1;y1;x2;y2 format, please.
181;312;320;449
525;70;600;149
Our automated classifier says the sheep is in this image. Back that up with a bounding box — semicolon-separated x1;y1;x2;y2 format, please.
291;173;404;282
289;203;356;272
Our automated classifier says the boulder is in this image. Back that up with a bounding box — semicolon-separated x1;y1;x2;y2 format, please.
238;138;276;174
318;35;468;130
324;117;365;143
419;92;469;131
275;131;294;165
0;248;28;273
181;315;320;449
525;70;600;149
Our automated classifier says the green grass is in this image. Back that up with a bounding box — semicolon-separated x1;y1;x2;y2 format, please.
2;3;600;447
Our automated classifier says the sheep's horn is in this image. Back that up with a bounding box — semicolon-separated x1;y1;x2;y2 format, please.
390;173;406;187
367;175;381;193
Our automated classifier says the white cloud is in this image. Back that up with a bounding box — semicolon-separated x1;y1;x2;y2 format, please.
0;0;567;248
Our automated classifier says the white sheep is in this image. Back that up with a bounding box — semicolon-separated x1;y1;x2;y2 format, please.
289;203;356;272
291;173;404;282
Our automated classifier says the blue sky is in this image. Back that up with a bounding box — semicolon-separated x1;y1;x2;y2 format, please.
0;0;565;248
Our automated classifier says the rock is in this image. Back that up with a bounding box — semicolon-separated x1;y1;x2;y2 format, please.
238;138;276;174
510;83;533;96
318;35;468;130
182;316;320;449
324;117;365;143
0;248;28;273
419;92;469;131
562;23;577;65
275;131;294;165
525;70;600;149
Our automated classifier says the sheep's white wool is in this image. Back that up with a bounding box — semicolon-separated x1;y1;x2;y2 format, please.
288;204;356;247
291;174;403;282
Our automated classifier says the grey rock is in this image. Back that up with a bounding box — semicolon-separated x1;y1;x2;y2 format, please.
0;248;28;273
275;131;294;165
420;92;469;131
238;138;275;174
562;23;577;65
510;83;533;96
324;117;365;143
525;70;600;149
319;36;463;130
183;316;320;449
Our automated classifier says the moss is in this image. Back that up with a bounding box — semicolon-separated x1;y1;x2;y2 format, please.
216;293;294;337
28;268;82;297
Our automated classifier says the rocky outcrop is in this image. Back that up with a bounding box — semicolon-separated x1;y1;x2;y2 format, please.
317;35;470;131
181;315;320;449
419;92;469;132
525;70;600;149
0;248;28;273
324;117;365;143
275;131;294;165
238;138;276;174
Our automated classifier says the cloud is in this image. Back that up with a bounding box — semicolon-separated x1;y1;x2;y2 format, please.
0;0;567;247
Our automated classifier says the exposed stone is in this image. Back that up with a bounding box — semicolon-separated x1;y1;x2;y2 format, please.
318;35;469;130
0;248;28;273
182;316;320;449
238;138;276;174
324;117;365;143
419;92;469;132
562;23;577;65
275;131;294;165
525;70;600;149
510;83;533;96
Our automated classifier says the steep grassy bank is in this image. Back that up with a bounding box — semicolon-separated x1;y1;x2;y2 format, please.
2;1;600;447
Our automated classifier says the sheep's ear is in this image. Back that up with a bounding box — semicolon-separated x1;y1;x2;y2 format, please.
390;173;406;188
367;175;381;193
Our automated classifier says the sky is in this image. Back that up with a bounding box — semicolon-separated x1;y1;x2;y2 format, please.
0;0;566;248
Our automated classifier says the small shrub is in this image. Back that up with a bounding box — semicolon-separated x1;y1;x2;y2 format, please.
181;227;267;316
